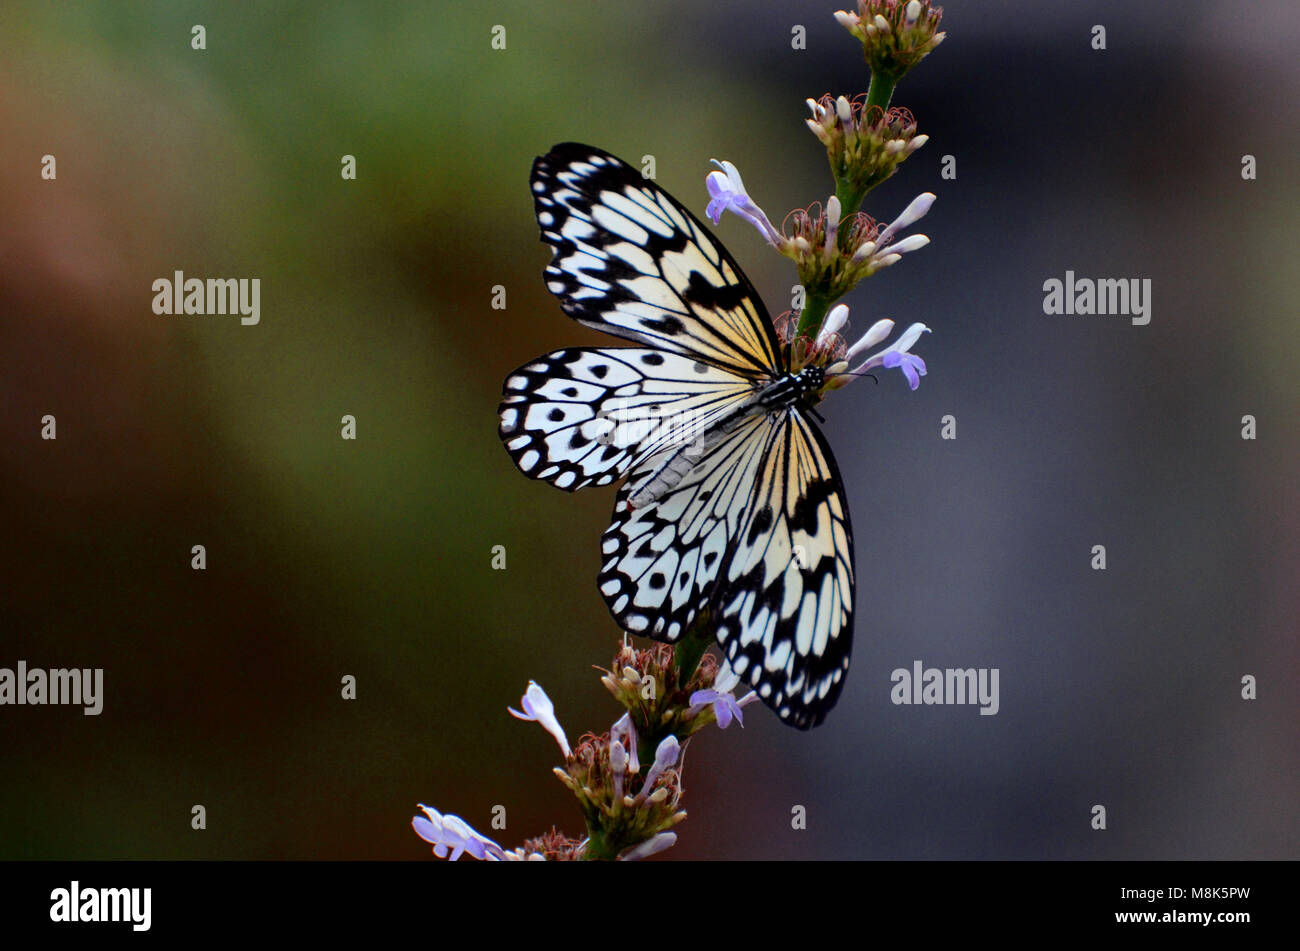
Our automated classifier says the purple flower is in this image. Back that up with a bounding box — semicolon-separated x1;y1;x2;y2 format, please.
833;320;931;390
705;160;784;247
412;804;510;861
882;350;928;390
690;663;759;729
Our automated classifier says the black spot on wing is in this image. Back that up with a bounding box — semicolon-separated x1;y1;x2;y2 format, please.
746;504;774;546
641;316;686;336
790;476;836;534
683;269;751;312
598;255;642;285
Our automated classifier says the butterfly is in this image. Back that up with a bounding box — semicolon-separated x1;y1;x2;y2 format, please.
499;143;854;729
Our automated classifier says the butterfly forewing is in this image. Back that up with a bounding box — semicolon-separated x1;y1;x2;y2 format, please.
531;143;783;377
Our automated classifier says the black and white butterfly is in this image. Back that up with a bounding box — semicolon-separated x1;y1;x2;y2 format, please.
499;144;854;729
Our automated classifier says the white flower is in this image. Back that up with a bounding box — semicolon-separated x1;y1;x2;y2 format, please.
842;318;896;363
508;680;571;758
823;195;843;255
618;832;678;861
611;712;640;773
847;192;935;275
816;303;851;348
833;10;859;32
610;740;627;801
876;192;935;247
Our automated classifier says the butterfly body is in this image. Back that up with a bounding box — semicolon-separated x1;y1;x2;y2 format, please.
500;143;856;729
756;365;825;410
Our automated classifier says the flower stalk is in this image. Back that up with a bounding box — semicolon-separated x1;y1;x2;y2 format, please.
414;638;753;862
709;0;944;365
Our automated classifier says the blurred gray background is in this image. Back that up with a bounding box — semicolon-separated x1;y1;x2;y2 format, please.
0;0;1296;859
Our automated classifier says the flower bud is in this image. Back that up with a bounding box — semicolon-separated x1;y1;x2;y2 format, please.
836;0;946;80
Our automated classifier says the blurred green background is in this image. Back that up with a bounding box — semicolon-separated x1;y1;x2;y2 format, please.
1;1;1296;859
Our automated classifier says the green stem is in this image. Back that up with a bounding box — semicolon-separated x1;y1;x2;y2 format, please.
835;180;868;221
864;68;898;115
581;822;618;861
637;733;658;771
795;291;832;338
674;627;711;686
833;179;868;257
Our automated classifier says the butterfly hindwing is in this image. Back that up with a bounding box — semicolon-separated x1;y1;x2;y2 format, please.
531;143;783;378
598;414;773;642
598;408;853;729
714;409;855;729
